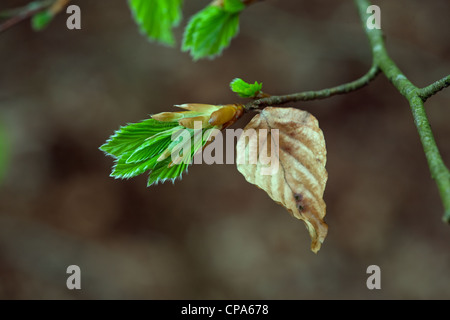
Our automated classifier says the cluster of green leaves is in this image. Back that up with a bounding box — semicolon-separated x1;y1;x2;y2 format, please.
100;119;213;186
27;0;252;60
130;0;248;60
100;78;262;186
230;78;263;98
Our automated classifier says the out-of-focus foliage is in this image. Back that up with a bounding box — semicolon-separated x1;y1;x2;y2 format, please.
128;0;183;46
0;120;9;184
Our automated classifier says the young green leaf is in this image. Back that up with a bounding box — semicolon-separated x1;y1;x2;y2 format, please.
31;11;53;31
128;0;183;46
100;119;179;158
223;0;246;13
112;151;160;179
182;0;246;60
230;78;263;98
101;120;190;184
101;104;244;186
106;126;210;185
146;128;213;186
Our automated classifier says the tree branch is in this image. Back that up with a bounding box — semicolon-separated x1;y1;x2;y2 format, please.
355;0;450;222
419;75;450;102
245;63;380;110
0;1;52;33
0;0;70;34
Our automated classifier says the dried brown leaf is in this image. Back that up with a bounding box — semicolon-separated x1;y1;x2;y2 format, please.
236;107;328;253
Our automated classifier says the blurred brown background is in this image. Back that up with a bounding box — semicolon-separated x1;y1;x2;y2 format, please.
0;0;449;299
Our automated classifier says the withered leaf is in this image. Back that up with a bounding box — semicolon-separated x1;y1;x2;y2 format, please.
236;107;328;253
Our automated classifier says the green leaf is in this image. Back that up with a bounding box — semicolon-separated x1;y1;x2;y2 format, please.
100;119;179;158
223;0;246;13
31;10;53;31
128;0;183;46
182;4;242;60
105;122;179;179
101;118;215;186
112;150;162;179
230;78;263;98
125;137;168;164
147;158;189;186
147;128;214;185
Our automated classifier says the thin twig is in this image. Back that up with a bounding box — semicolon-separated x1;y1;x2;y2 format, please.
0;0;70;34
419;75;450;102
355;0;450;222
0;1;52;33
245;63;380;110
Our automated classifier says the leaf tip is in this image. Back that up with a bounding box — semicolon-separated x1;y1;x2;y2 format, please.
306;219;328;254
